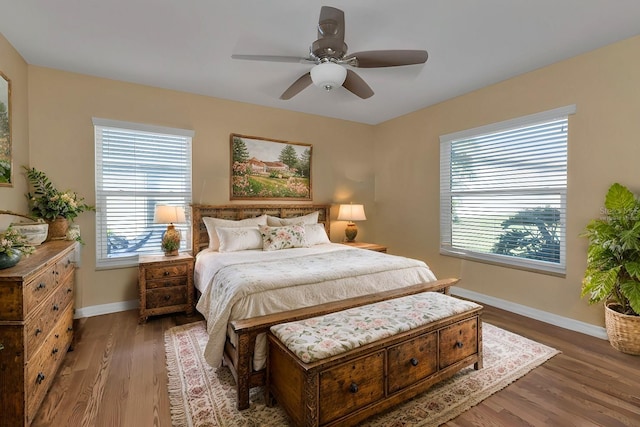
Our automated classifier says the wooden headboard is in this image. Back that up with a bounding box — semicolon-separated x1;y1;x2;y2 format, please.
191;204;332;255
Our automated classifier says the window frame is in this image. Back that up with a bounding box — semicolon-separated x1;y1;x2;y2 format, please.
439;105;575;276
93;118;194;269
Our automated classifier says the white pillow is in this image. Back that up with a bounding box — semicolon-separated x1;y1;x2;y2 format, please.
203;215;267;250
259;224;308;251
216;226;263;252
304;223;330;246
266;211;319;226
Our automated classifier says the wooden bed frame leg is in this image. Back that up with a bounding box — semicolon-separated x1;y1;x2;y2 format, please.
235;333;253;410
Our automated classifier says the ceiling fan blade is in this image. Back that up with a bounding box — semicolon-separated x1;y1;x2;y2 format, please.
313;6;346;58
280;72;312;100
232;54;310;64
345;50;428;68
343;69;374;99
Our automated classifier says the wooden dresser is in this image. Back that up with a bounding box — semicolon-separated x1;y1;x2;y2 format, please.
0;240;77;427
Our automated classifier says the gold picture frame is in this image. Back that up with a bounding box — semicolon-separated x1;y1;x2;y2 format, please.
0;71;11;187
230;134;312;200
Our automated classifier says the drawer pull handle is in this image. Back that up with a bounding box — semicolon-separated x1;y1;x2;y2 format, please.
455;341;464;349
410;357;419;366
35;328;43;336
52;347;59;355
36;283;46;290
164;295;171;301
36;372;46;384
163;271;170;276
67;326;74;332
349;382;359;394
0;343;4;351
67;288;72;293
55;334;60;338
53;304;60;311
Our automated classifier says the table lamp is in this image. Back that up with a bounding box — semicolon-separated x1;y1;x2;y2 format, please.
154;205;186;256
337;203;367;242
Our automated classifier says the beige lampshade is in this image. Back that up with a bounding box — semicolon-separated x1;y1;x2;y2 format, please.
153;205;186;224
337;204;367;222
154;205;186;256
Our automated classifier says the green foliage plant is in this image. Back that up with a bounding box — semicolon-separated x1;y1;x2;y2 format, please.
23;166;95;221
581;183;640;316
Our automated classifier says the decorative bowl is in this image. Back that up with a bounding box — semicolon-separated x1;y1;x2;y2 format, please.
10;222;49;246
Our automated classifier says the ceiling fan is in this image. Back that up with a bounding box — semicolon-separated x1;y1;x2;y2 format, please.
231;6;428;100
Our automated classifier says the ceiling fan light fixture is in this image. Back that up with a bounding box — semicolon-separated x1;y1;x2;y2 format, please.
310;62;347;91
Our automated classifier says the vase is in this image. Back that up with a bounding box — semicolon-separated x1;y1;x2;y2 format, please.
0;251;22;270
46;217;69;241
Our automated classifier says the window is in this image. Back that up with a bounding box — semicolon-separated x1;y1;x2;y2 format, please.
94;118;193;268
440;105;575;275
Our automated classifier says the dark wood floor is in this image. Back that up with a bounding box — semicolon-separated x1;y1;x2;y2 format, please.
33;304;640;427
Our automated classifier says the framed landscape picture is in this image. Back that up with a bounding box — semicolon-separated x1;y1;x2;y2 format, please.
230;134;312;200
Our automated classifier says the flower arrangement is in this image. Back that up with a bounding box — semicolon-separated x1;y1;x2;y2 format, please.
0;226;35;257
23;166;94;221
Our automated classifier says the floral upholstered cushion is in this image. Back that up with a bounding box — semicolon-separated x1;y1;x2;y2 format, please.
259;224;308;251
270;292;481;363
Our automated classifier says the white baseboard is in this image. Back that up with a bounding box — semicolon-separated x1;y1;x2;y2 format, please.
74;299;138;319
450;286;608;340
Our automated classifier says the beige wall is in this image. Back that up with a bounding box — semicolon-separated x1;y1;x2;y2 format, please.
374;35;640;327
4;31;640;327
12;61;376;309
0;33;29;218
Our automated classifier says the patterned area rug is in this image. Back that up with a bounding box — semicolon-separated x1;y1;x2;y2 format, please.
164;321;559;427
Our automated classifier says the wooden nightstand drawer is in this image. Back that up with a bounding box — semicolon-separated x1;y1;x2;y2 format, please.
341;241;387;253
145;276;188;290
145;263;189;280
146;286;188;309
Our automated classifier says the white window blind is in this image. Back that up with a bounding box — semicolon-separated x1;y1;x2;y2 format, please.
94;118;193;268
440;105;575;275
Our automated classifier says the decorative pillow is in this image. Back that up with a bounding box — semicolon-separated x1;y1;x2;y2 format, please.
216;226;263;252
304;223;330;246
266;211;319;226
203;215;267;251
259;224;308;251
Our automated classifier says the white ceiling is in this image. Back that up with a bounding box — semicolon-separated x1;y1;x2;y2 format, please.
2;1;640;125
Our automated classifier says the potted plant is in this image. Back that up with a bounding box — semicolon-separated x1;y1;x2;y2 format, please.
582;183;640;355
23;166;94;240
0;226;36;269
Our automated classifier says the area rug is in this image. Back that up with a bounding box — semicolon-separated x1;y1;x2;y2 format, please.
164;321;559;427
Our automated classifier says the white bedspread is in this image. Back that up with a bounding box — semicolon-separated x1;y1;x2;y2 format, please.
195;243;437;369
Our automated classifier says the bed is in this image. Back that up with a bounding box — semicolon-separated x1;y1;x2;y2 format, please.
191;203;450;410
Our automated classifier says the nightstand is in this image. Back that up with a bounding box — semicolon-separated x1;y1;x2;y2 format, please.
138;253;194;323
341;241;387;253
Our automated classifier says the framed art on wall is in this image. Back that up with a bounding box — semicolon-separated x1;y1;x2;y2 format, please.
230;134;312;200
0;71;11;186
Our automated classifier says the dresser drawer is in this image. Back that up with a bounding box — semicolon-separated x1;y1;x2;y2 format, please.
56;249;76;280
145;263;188;280
25;276;74;360
25;304;74;424
146;286;188;309
438;317;478;369
318;351;385;425
387;331;438;393
25;264;57;315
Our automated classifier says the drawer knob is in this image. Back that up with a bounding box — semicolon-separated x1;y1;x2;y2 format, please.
55;334;60;339
36;282;46;290
67;326;74;332
52;347;59;355
410;357;419;366
455;341;464;349
35;328;43;336
53;304;60;311
349;382;359;394
36;372;46;384
163;271;170;276
164;295;171;301
0;343;4;351
67;288;72;293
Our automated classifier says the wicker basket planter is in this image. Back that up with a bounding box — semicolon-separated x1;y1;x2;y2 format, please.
605;303;640;355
